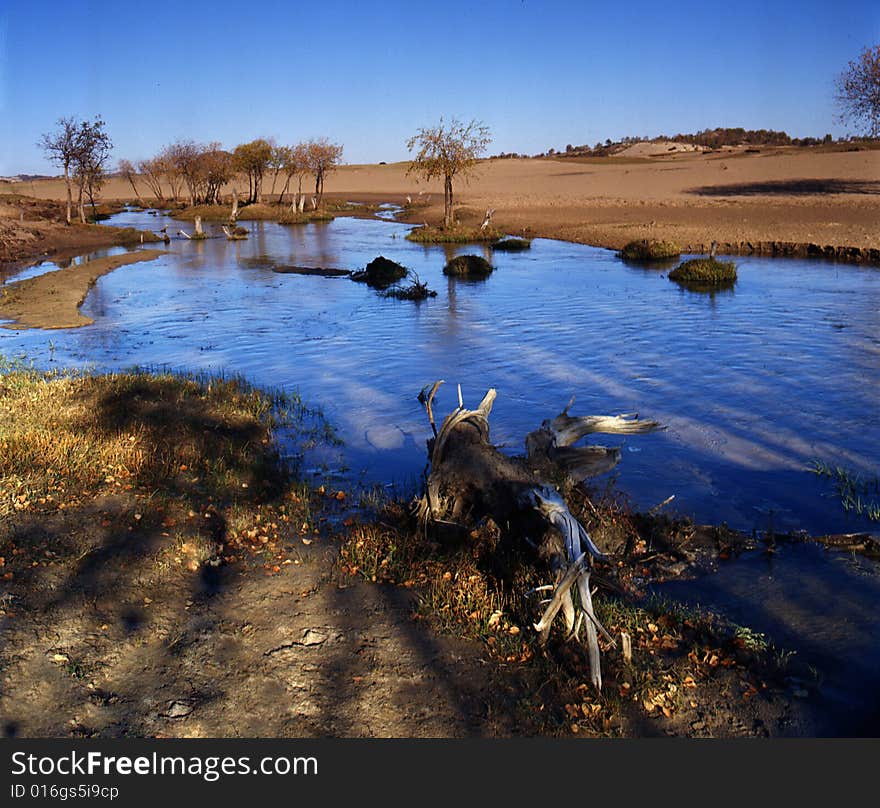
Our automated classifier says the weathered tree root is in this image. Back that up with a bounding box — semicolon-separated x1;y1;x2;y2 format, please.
418;382;662;689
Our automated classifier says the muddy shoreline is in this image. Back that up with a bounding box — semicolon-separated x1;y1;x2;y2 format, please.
0;250;165;329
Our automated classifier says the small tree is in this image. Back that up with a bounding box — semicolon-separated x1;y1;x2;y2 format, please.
233;139;273;204
836;44;880;136
117;159;142;204
166;139;203;206
276;143;309;207
267;143;290;200
406;117;492;228
305;139;343;208
137;156;166;202
199;145;234;205
72;117;112;223
38;116;79;224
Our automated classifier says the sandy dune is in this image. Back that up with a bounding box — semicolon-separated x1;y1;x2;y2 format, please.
4;146;878;254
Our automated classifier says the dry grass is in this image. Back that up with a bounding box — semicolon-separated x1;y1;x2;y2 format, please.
337;487;795;736
0;359;334;517
406;225;504;243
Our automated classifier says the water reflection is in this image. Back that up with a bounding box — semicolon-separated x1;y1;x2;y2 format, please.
1;209;878;536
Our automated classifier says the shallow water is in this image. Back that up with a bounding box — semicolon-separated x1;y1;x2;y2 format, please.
1;209;879;538
656;543;880;735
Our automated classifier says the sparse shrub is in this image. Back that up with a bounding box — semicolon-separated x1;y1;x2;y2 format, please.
383;271;437;301
619;239;681;261
443;254;494;278
491;237;532;251
351;256;408;289
669;257;737;285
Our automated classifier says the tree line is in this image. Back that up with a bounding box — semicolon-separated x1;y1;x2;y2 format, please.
40;121;344;221
122;137;342;208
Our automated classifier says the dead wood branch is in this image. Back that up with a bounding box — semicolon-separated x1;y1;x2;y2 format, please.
417;383;662;688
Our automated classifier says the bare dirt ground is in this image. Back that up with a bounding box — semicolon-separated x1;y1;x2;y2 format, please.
0;196;161;273
5;145;878;258
0;495;814;739
0;506;501;738
0;251;164;329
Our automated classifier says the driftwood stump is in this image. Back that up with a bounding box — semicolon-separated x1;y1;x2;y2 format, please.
417;382;662;688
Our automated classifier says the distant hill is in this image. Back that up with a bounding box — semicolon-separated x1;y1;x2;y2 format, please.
0;174;54;183
514;130;879;160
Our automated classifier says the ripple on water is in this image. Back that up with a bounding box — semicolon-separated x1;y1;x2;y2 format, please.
1;211;878;537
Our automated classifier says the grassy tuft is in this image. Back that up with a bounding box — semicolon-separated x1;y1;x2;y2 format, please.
491;237;532;251
443;254;494;278
277;211;335;225
810;460;880;521
406;225;504;244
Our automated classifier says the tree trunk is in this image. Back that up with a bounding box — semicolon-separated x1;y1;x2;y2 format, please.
443;175;454;229
278;174;292;206
64;164;73;225
127;174;142;204
77;182;86;224
418;384;662;688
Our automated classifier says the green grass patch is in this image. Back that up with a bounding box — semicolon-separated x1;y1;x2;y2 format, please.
619;239;681;261
406;225;503;244
810;460;880;521
277;211;335;225
669;257;737;285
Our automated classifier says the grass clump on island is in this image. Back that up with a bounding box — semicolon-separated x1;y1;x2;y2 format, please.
443;254;494;278
669;257;737;285
406;225;504;244
0;358;339;570
619;239;681;261
173;204;335;225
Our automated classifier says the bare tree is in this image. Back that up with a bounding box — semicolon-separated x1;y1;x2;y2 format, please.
164;139;203;206
118;159;142;204
275;144;306;206
406;117;492;229
38;116;79;224
836;44;880;136
305;139;343;208
152;145;184;202
267;143;289;200
233;139;273;204
137;156;166;202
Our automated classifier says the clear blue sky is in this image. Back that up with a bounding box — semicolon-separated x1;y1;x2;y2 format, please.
1;0;878;174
